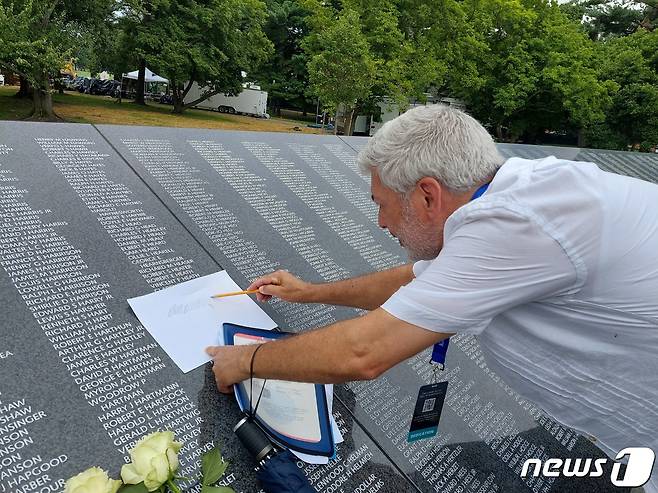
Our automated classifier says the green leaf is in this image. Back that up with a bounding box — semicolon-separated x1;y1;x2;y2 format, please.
118;483;149;493
201;486;235;493
201;447;229;486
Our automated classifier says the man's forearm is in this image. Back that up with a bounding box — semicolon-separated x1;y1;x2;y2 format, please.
236;319;365;384
307;263;414;310
228;308;450;386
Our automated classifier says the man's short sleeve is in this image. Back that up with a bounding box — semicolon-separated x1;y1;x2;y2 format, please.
382;207;580;335
412;260;432;277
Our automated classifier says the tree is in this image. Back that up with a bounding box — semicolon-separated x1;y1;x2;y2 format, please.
453;0;616;144
305;9;376;135
341;0;419;108
397;0;488;103
250;0;314;116
0;0;112;119
132;0;273;114
301;0;448;135
560;0;648;40
586;29;658;150
70;15;142;106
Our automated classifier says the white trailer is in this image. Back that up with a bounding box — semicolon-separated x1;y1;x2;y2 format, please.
369;97;467;136
184;82;268;118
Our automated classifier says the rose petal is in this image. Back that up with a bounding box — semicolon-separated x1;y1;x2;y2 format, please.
108;479;122;493
66;467;119;493
121;463;144;485
166;448;180;473
143;454;169;491
146;431;173;453
132;444;159;473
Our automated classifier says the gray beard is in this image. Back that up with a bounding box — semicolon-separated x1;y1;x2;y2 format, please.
398;202;442;261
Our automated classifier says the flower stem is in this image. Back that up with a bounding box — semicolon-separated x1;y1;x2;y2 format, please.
167;479;182;493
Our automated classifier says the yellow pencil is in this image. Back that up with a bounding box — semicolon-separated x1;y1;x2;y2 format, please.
211;289;259;299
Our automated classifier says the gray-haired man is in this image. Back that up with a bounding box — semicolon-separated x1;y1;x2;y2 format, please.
206;105;658;492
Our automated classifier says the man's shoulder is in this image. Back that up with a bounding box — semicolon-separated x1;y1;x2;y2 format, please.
494;155;605;190
453;155;609;226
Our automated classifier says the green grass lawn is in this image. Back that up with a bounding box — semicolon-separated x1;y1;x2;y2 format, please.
0;86;34;120
0;85;325;134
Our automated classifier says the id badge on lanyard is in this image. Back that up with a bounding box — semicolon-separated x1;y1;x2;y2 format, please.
407;181;490;443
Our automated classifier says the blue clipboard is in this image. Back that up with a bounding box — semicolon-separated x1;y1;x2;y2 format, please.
223;323;335;457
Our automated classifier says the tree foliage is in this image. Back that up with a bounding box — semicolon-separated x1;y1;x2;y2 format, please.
1;0;657;148
127;0;273;113
0;0;112;118
587;29;658;150
560;0;656;39
250;0;313;115
450;0;617;143
305;8;376;133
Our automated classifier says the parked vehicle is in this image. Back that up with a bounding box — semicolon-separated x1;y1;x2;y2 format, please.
88;78;105;95
77;78;92;93
106;80;121;97
159;93;174;105
91;79;120;96
183;82;268;118
59;73;74;85
67;76;85;90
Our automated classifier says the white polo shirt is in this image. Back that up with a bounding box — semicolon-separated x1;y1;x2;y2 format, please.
382;156;658;491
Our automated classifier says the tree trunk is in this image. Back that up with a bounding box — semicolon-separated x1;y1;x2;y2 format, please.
134;58;146;105
268;99;279;117
344;107;356;136
172;96;184;114
30;76;57;120
171;81;184;114
577;128;586;148
16;77;32;98
496;124;504;141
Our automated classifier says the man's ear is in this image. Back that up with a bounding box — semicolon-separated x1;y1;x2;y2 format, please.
416;177;443;214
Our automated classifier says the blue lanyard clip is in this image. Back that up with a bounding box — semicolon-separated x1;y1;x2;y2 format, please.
430;339;449;371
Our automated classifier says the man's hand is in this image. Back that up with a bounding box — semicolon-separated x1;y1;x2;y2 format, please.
247;270;315;303
205;345;253;394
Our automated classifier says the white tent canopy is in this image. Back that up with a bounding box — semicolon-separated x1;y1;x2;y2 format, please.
122;67;168;83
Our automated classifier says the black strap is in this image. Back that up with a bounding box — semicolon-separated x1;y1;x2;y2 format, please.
249;344;267;417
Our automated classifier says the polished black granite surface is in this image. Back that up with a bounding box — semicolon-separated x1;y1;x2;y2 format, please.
2;122;654;492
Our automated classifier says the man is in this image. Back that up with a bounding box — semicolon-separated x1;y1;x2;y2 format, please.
206;105;658;491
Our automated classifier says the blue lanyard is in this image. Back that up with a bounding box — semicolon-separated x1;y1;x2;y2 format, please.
430;181;490;369
470;182;490;200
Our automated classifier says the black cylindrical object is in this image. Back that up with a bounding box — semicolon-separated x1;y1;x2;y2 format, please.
233;416;275;462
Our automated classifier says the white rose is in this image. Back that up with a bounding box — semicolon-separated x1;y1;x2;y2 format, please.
121;431;183;492
65;467;121;493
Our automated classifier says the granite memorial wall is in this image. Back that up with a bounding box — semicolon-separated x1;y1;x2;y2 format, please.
2;121;656;493
0;122;408;493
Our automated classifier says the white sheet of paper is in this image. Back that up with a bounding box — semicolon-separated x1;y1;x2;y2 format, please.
293;385;343;465
128;271;277;373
